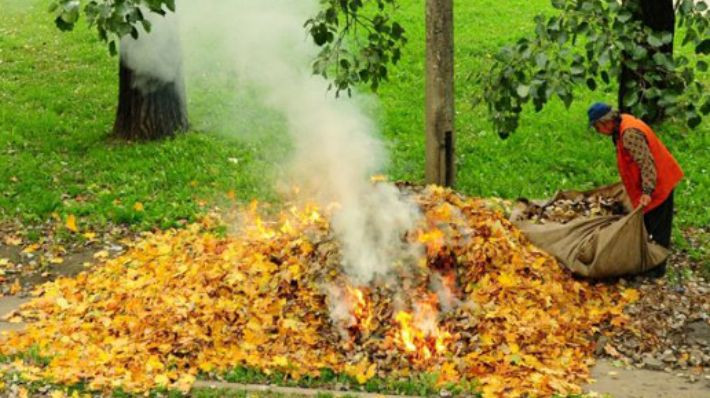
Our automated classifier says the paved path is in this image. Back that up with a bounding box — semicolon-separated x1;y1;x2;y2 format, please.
0;295;29;333
584;359;710;398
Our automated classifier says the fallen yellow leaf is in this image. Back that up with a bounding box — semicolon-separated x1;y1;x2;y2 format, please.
50;390;66;398
66;215;79;233
620;288;640;303
133;202;145;212
154;374;170;387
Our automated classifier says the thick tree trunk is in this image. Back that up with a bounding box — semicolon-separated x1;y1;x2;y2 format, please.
113;58;188;140
618;0;675;122
425;0;455;187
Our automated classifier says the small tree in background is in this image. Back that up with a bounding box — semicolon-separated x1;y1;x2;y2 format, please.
474;0;709;139
51;0;187;140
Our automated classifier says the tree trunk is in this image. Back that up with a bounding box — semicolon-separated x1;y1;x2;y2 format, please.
425;0;455;187
113;58;188;140
618;0;675;122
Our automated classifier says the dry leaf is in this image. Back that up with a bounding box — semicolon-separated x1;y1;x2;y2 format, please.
65;215;79;233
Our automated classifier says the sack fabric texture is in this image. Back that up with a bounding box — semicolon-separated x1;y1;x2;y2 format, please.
511;183;670;279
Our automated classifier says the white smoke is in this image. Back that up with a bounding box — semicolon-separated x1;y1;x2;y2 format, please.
165;0;422;284
120;8;183;95
118;1;421;283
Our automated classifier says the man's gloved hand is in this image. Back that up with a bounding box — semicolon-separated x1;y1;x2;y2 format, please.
639;194;652;207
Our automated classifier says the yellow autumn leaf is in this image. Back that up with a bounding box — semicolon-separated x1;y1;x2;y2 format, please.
146;356;164;372
133;202;145;212
497;271;516;288
620;288;640;303
198;361;214;372
65;215;79;233
50;390;66;398
360;363;376;384
272;355;288;367
56;297;70;310
3;235;21;246
93;250;109;259
9;279;21;295
509;342;520;355
176;373;196;393
22;243;40;254
154;374;170;387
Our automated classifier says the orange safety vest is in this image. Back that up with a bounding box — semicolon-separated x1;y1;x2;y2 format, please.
617;114;684;213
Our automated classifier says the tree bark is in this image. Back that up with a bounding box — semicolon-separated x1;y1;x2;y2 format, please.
618;0;675;122
425;0;455;187
113;58;188;140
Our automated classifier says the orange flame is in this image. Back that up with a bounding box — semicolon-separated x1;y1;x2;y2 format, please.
345;286;374;333
393;294;452;360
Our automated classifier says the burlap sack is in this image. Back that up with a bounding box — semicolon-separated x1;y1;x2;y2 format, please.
512;183;670;279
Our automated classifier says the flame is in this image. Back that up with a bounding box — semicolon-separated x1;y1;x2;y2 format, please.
393;294;452;360
346;286;374;332
236;197;453;361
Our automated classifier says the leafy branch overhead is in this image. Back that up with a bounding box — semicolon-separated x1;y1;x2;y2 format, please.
49;0;176;55
305;0;407;96
49;0;406;95
474;0;710;139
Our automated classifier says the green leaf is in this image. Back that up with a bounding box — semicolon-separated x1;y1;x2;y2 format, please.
54;16;74;31
624;91;639;107
631;45;648;60
617;12;632;23
516;84;530;98
700;98;710;116
551;0;566;10
697;60;708;72
686;110;702;128
696;39;710;55
571;65;585;76
586;78;597;91
647;33;664;48
661;32;674;44
535;52;548;68
600;70;610;84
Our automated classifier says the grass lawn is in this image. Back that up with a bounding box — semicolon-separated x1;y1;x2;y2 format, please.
1;0;707;234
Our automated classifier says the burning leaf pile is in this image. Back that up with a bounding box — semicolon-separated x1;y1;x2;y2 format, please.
0;185;637;397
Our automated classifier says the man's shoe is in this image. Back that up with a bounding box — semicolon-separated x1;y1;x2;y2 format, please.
644;262;667;279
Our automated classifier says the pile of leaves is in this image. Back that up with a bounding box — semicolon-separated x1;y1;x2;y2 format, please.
515;193;627;224
0;186;637;397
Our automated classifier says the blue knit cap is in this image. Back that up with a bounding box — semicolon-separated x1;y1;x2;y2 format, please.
588;102;613;126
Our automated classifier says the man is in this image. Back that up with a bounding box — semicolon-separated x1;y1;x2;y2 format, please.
587;102;684;277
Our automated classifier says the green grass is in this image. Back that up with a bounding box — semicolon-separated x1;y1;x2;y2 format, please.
0;0;707;237
219;366;478;397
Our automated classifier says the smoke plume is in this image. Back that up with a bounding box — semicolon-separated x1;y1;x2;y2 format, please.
178;0;418;284
130;0;423;283
120;8;183;96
